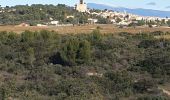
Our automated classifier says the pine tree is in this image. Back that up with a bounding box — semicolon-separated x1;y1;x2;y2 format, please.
77;40;91;64
60;38;79;66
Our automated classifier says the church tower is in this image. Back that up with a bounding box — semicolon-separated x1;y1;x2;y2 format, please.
76;0;87;12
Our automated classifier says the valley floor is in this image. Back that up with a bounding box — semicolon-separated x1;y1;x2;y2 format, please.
1;24;170;34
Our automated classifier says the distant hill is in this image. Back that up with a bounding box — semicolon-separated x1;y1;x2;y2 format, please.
88;3;170;18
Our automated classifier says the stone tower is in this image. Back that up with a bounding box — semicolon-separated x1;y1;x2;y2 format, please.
76;0;87;12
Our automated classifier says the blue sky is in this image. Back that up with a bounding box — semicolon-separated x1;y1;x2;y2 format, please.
0;0;170;11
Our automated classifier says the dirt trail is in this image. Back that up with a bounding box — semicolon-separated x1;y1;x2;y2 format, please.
158;87;170;96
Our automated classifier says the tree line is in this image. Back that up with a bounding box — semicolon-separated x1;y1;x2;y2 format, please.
0;4;88;25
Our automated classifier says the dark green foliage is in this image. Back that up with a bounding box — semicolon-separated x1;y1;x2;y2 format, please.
133;79;157;93
133;33;154;40
104;71;133;93
97;17;110;24
21;30;35;42
137;20;146;26
0;4;88;25
167;20;170;27
139;49;170;77
60;38;91;66
0;30;169;99
77;40;91;64
60;38;79;66
0;88;6;100
151;31;164;36
89;29;102;45
138;38;170;77
137;95;169;100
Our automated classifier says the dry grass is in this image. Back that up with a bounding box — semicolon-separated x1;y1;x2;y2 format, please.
155;35;170;39
1;24;170;34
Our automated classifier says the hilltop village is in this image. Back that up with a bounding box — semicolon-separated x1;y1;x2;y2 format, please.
0;0;169;28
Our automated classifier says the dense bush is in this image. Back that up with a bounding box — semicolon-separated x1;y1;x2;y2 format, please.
0;30;169;99
59;38;91;66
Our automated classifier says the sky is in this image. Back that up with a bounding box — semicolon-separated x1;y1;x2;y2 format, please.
0;0;170;11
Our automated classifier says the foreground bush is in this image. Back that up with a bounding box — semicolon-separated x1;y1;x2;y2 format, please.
0;30;169;99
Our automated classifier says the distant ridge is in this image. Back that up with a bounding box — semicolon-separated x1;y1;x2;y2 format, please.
88;3;170;18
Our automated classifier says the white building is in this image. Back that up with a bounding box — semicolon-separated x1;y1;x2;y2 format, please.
51;21;59;25
118;21;130;26
88;18;98;24
66;15;74;19
110;19;116;23
75;0;87;12
37;24;47;27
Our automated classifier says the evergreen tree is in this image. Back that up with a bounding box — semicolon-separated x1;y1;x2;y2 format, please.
77;40;91;64
60;38;79;66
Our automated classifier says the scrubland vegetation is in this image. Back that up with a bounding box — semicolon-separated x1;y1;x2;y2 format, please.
0;29;170;100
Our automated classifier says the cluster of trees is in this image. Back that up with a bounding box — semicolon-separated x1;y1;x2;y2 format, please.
0;4;89;25
0;29;170;99
52;38;91;66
